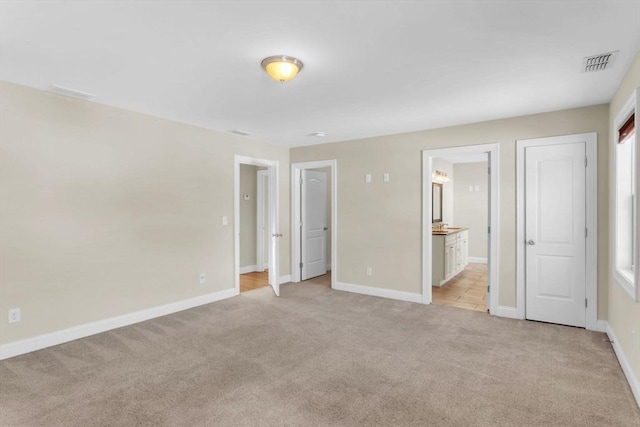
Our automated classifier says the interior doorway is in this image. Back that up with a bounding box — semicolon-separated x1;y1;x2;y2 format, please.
422;144;500;315
291;160;337;287
234;155;280;296
238;165;269;293
430;154;489;312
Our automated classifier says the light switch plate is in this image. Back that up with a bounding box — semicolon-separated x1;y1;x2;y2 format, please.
365;174;372;183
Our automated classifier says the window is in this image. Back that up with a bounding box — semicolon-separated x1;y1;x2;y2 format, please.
614;90;638;300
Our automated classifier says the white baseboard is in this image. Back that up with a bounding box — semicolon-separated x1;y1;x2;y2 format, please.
0;287;237;361
468;257;488;264
239;265;258;274
334;281;422;304
596;319;608;333
279;275;291;284
494;305;523;319
601;321;640;408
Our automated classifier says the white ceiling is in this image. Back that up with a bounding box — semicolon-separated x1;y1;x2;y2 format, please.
1;1;638;148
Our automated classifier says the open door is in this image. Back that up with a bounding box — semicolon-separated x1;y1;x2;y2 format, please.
268;166;280;296
301;170;327;280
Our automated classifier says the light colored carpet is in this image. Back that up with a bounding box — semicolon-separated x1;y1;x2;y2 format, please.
1;277;639;426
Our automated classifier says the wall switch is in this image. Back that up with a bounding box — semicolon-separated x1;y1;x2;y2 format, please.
469;186;474;192
222;216;228;226
365;174;371;183
8;308;20;323
366;267;373;276
199;272;206;284
475;185;480;192
383;173;390;182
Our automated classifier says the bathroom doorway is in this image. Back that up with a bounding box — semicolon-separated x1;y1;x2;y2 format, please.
430;154;489;311
422;144;500;315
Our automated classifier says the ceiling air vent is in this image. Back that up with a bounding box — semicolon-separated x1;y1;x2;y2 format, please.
582;51;619;72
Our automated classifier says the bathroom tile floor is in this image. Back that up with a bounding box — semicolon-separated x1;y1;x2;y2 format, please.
432;263;489;312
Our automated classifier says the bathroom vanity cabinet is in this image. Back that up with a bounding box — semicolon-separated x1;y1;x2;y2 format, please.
432;228;469;286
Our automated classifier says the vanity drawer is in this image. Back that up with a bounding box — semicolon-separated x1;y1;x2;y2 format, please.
445;234;457;245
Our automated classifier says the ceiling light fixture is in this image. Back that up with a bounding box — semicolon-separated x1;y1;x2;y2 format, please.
261;55;303;83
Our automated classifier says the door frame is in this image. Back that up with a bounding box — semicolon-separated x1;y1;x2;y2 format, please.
422;144;500;315
516;133;597;330
291;160;337;287
234;156;279;295
256;170;269;272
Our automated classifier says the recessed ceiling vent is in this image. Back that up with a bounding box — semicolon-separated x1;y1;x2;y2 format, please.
49;84;96;99
582;51;619;72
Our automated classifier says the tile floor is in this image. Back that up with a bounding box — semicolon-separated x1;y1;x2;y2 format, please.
432;263;489;312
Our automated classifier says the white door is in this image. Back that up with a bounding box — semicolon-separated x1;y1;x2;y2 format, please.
256;171;269;272
267;166;279;296
525;142;586;327
301;170;327;280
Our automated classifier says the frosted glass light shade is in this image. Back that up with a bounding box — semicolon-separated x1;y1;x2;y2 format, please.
261;56;303;82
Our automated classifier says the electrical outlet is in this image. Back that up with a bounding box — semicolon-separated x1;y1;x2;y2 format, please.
383;173;390;182
222;216;228;226
8;308;20;324
366;267;373;276
365;174;372;183
199;272;206;284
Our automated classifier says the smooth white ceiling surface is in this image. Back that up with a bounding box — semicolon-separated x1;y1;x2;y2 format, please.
1;1;639;147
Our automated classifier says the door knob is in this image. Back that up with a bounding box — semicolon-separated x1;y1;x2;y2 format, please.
527;240;536;245
323;227;328;231
272;233;283;237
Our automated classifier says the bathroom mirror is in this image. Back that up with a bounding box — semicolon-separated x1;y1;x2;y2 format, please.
432;183;443;223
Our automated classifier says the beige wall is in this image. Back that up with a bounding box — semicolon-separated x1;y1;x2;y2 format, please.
239;165;266;269
0;82;290;344
453;162;488;259
608;53;640;389
290;103;610;313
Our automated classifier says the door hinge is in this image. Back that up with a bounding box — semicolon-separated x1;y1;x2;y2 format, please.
299;262;303;269
488;167;491;175
585;228;588;238
488;226;490;234
487;285;490;293
585;298;588;308
299;220;303;227
300;177;303;185
585;157;588;168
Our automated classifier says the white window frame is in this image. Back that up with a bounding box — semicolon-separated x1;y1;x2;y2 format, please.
613;89;639;301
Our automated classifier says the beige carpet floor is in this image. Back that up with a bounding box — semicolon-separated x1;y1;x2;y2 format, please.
1;277;639;426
